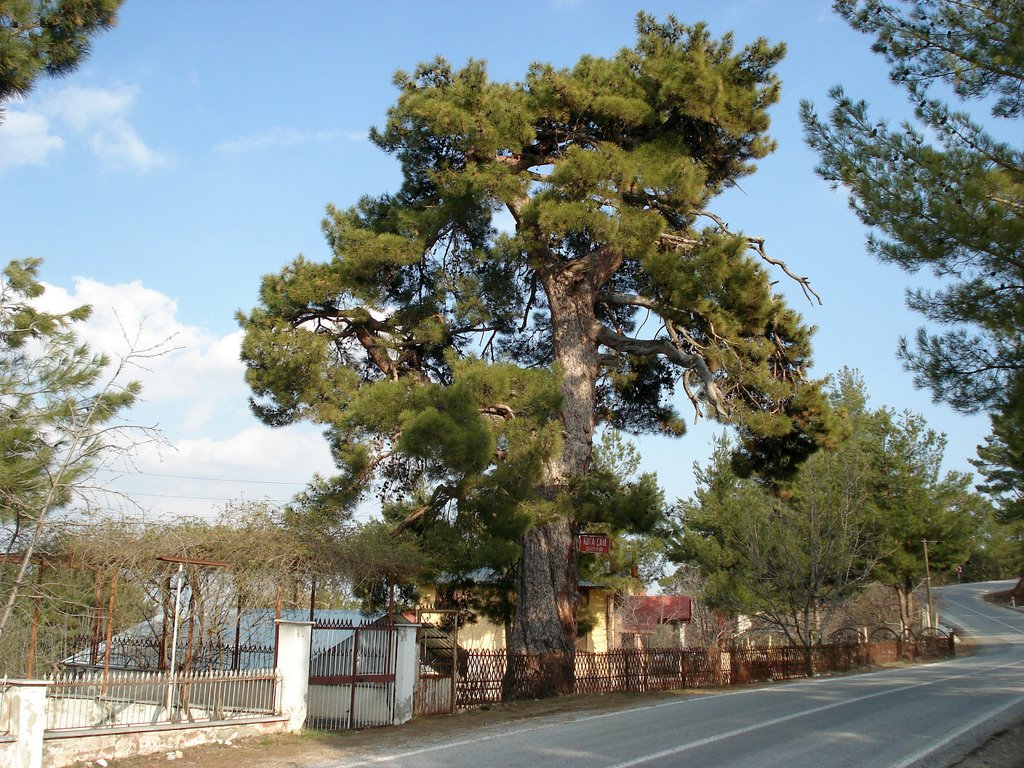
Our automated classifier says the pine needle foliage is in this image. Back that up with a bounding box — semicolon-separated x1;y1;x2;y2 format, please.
802;0;1024;413
0;0;122;115
240;14;831;667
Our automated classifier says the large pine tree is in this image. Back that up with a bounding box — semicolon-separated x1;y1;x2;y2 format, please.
240;14;830;693
802;0;1023;414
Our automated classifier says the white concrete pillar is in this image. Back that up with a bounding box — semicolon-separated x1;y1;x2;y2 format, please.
9;679;51;768
275;619;312;733
392;624;419;725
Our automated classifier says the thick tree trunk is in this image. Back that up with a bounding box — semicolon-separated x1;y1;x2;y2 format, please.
506;268;598;697
508;517;578;696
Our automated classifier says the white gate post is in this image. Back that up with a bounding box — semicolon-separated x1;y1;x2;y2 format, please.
392;624;419;725
275;619;313;732
9;679;51;768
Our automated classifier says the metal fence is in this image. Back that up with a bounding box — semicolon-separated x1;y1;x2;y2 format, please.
416;652;455;717
45;667;279;731
457;634;953;706
188;641;276;672
64;636;276;673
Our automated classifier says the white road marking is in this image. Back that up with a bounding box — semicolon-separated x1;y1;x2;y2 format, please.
327;693;731;766
944;598;1024;635
600;661;1024;768
332;661;1022;767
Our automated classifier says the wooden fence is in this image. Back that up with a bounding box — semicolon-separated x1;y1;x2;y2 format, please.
456;634;953;706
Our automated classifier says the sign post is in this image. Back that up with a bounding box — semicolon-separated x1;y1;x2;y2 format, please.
578;533;611;555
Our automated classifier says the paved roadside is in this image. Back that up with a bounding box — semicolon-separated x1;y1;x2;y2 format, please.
95;683;1024;768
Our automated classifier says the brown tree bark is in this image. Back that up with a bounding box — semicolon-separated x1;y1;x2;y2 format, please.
506;265;600;697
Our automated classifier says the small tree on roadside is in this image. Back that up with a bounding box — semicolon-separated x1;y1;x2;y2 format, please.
673;370;987;649
670;430;881;670
0;258;151;642
867;410;977;631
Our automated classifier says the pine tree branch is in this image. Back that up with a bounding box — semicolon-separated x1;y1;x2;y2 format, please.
479;404;516;421
592;323;728;418
695;211;823;305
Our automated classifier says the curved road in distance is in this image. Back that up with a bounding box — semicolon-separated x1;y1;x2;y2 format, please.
328;580;1024;768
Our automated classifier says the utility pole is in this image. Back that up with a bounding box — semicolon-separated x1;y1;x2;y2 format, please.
922;539;936;629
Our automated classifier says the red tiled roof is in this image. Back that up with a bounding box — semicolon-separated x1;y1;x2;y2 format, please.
624;595;692;631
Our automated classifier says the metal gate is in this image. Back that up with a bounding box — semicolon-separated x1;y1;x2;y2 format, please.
307;620;398;730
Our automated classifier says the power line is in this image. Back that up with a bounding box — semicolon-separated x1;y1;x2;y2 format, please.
130;491;293;503
96;468;310;486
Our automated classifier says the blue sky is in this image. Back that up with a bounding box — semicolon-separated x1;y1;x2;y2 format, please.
0;0;990;521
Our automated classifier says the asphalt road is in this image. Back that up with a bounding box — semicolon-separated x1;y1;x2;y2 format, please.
328;580;1024;768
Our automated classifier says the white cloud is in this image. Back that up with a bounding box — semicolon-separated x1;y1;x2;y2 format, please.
0;110;65;171
116;424;336;522
37;84;167;173
215;126;362;153
38;277;238;423
160;426;332;479
35;277;337;520
44;84;136;132
90;121;167;172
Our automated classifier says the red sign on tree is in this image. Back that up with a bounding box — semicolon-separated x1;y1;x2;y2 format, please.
578;534;611;554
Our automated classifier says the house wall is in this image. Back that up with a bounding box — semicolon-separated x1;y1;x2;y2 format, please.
578;589;613;652
458;620;506;650
419;586;613;651
417;587;508;650
592;591;611;652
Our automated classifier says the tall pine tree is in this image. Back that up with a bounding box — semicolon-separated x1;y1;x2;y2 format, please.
240;14;830;693
973;371;1024;523
0;258;142;641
